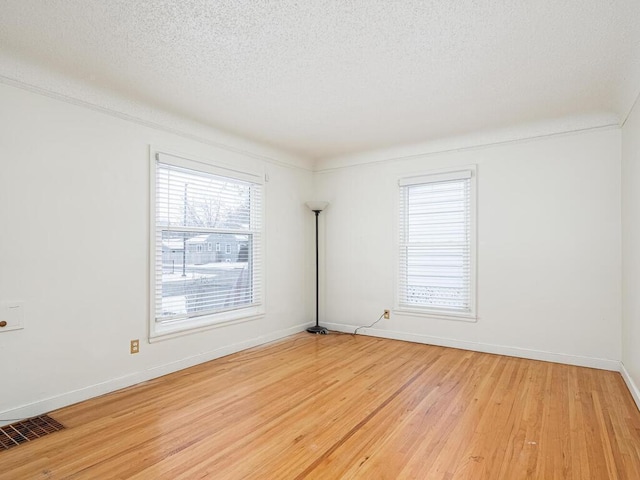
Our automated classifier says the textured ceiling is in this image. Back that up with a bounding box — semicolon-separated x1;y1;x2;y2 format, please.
0;0;639;160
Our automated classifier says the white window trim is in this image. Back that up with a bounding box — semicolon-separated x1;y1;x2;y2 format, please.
394;165;477;322
149;147;265;341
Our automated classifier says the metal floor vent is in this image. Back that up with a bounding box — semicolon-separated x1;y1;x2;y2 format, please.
0;415;65;450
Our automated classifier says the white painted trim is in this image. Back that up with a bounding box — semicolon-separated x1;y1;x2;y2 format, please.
149;312;266;342
395;164;477;321
620;363;640;412
0;323;312;427
315;121;619;173
156;149;265;184
0;73;312;173
393;309;478;322
325;322;620;371
1;322;630;426
148;148;266;340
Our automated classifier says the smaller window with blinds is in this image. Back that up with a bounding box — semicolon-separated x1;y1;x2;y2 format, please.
397;167;476;320
150;150;264;339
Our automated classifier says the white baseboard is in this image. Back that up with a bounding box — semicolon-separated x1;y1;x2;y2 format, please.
620;363;640;412
0;323;311;427
3;321;628;427
325;322;620;371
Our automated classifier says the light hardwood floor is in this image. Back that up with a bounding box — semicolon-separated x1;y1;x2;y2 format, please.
3;333;640;479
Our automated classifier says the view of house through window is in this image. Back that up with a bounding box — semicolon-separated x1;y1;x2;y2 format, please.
152;153;263;333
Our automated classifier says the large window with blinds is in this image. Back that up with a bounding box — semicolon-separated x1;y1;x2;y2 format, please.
150;151;264;338
397;168;476;319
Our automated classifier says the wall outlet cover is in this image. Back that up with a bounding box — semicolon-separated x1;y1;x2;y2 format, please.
0;302;24;332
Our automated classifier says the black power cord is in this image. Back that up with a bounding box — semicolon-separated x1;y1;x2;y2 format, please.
354;313;385;335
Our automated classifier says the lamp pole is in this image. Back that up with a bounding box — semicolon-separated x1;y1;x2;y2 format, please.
313;210;320;329
305;201;329;334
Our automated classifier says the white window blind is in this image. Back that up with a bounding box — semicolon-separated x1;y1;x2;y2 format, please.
398;169;474;315
152;152;263;333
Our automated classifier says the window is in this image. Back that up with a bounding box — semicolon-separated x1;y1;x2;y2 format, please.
151;151;263;339
225;244;231;254
397;168;476;319
207;242;213;252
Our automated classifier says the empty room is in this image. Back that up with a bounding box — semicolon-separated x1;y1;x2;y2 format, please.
2;1;640;478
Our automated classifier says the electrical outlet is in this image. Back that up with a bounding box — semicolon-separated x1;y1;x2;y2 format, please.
130;339;140;354
384;309;390;319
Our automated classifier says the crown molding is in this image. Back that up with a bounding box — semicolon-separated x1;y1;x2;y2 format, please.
315;114;620;172
0;53;313;172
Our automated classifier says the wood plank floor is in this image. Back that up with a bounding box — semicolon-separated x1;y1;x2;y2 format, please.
3;333;640;479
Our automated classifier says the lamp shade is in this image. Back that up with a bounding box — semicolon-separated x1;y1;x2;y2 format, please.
305;201;329;212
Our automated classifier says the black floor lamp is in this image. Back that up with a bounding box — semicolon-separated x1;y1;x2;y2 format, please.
306;201;329;334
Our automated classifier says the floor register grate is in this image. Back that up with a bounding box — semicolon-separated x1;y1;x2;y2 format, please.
0;415;65;450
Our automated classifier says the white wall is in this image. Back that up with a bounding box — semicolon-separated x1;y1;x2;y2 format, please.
0;83;314;422
315;128;622;369
622;97;640;406
0;76;629;422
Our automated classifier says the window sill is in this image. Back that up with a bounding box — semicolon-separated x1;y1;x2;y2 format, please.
394;307;477;323
149;307;264;342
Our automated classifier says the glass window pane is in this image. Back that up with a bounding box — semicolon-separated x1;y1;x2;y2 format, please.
160;231;252;318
